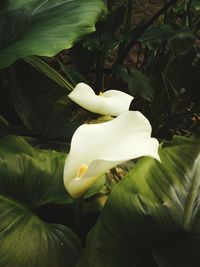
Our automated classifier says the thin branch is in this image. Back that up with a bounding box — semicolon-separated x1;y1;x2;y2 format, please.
115;0;178;65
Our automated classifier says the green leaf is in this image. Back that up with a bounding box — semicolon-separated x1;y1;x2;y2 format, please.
0;0;106;69
173;1;200;14
79;137;200;267
168;32;196;56
25;56;74;91
58;61;88;87
140;25;196;53
193;2;200;11
102;5;126;35
0;135;72;206
0;198;82;267
0;115;11;136
0;135;83;266
139;24;176;46
10;61;90;142
161;73;179;114
117;66;155;102
82;5;125;53
83;32;119;53
0;134;105;203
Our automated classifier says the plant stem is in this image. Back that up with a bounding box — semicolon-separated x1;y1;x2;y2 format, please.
164;0;168;23
115;0;133;65
73;197;84;240
136;43;142;69
184;0;193;27
107;0;114;11
96;53;105;92
115;0;178;65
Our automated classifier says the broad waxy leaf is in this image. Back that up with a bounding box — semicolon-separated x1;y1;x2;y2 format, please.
0;200;82;267
0;135;103;205
0;135;82;267
0;135;72;206
0;0;106;69
79;137;200;267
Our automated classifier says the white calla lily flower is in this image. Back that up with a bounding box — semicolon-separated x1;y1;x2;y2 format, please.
63;111;160;198
68;82;133;116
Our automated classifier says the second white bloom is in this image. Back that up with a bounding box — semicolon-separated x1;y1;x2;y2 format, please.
68;82;134;116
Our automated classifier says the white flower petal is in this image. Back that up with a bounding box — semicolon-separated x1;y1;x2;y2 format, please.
63;111;160;198
68;82;133;116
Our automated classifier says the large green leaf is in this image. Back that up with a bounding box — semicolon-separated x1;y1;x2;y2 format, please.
0;135;83;266
0;135;104;206
79;137;200;267
0;199;82;267
0;0;106;69
0;135;72;206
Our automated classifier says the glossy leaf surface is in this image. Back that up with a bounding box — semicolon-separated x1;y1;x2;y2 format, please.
0;0;106;69
0;135;71;206
0;135;82;267
79;137;200;267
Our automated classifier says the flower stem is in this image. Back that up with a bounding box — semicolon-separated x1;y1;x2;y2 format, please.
73;197;84;241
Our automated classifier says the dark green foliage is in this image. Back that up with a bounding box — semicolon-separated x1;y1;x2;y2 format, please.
116;66;155;102
0;1;199;265
79;137;200;267
0;135;82;267
0;0;106;69
9;61;88;143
